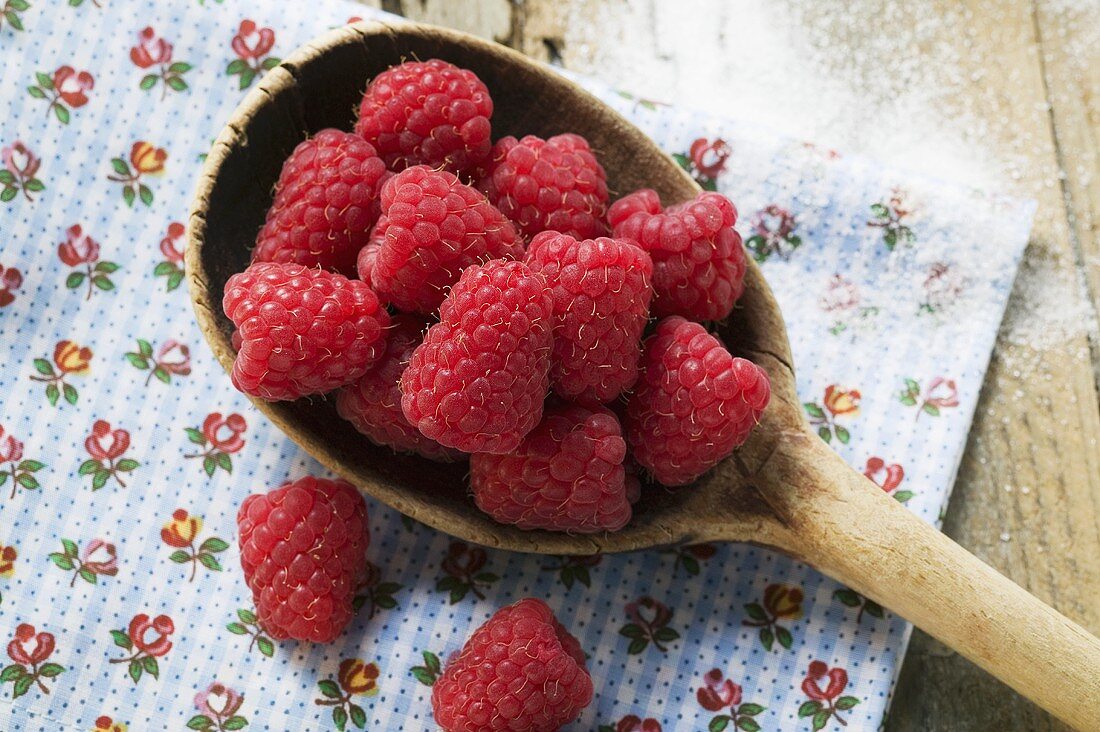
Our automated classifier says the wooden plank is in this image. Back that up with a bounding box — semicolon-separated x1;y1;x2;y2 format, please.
355;0;1100;727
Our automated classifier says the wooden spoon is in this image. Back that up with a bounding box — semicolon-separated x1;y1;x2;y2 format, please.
186;20;1100;729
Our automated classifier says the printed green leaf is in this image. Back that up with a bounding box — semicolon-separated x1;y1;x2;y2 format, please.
63;383;78;404
200;537;229;553
349;704;366;728
736;718;761;732
893;490;915;503
95;261;119;273
19;459;44;472
626;637;649;655
110;629;133;649
708;716;730;732
922;403;941;417
835;695;860;710
49;553;75;570
16;473;39;490
185;427;206;445
187;714;213;729
0;473;7;486
803;402;825;419
5;11;23;29
798;700;821;718
125;353;149;369
152;366;170;383
738;703;766;716
153;262;177;276
473;572;498;583
45;382;59;406
0;664;24;682
833;589;861;607
317;679;341;698
865;600;885;618
11;673;32;698
776;625;793;649
835;425;850;444
743;602;766;622
65;272;86;289
332;706;348;732
573;565;591;587
37;663;64;678
27;85;47;99
423;650;441;674
817;426;832;443
812;710;830;731
899;395;917;406
215;451;232;472
198;552;223;571
618;623;644;639
169;62;193;73
653;627;679;643
128;658;142;683
167;271;184;291
224;716;247;730
78;459;100;475
60;539;79;557
261;56;281;70
33;358;53;375
0;170;14;184
256;636;274;657
91;469;109;491
122;185;136;207
448;586;467;604
237;608;257;623
78;567;96;584
111;158;130;175
226;59;248;75
9;0;29;11
869;203;889;217
116;458;139;472
681;555;701;576
904;378;919;391
54;104;70;124
142;655;159;678
35;71;52;88
884;230;898;248
374;595;396;610
671;152;691;171
0;187;16;202
203;455;216;476
411;666;436;685
139;74;158;90
169;550;191;564
758;626;776;651
226;622;248;635
138;184;153;206
239;68;256;89
166;76;188;92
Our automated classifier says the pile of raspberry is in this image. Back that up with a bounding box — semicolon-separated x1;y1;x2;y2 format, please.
223;58;770;731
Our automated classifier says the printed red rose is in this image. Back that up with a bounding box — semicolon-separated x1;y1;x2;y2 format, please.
85;420;130;461
802;660;848;702
58;224;100;266
201;412;246;453
231;20;274;60
130;27;173;68
689;138;731;179
697;668;742;711
159;222;185;264
127;613;174;657
864;457;904;493
925;377;959;408
0;426;23;463
7;624;54;665
52;66;94;108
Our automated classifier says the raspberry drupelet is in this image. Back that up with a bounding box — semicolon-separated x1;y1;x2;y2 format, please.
336;314;464;463
431;598;593;731
222;262;390;401
471;400;633;533
609;189;747;322
251;129;389;277
400;259;554;454
371;166;523;314
479;133;610;240
354;59;493;177
237;477;370;643
525;232;653;404
626;316;771;486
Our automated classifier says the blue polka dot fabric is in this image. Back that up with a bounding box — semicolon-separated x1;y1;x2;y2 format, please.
0;2;1033;730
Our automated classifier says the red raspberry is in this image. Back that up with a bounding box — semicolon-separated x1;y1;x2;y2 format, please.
609;189;747;321
223;262;390;401
400;260;553;454
372;166;523;314
355;59;493;176
471;401;632;532
336;315;464;462
626;316;770;486
432;598;593;732
251;129;388;276
237;476;369;643
525;232;652;404
479;133;610;240
355;216;386;289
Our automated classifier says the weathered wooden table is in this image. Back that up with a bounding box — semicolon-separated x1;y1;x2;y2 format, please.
359;1;1099;728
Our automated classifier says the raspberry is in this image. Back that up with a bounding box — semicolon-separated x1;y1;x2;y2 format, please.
609;189;747;321
355;216;386;289
432;598;593;732
471;401;632;532
479;133;610;240
525;232;652;404
251;129;388;276
355;59;493;176
372;166;523;314
223;262;390;401
237;476;369;643
625;316;770;486
336;315;464;462
400;260;553;454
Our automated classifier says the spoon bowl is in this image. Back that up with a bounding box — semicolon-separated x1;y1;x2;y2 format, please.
187;20;1100;728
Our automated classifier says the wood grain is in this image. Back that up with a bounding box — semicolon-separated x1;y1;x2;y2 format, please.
364;1;1100;727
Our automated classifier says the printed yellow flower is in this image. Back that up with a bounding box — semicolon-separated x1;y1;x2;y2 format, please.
338;658;380;696
54;340;92;374
823;385;861;417
763;583;804;620
161;509;202;547
130;141;167;175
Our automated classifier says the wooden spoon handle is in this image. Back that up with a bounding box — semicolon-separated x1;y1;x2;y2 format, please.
751;433;1100;730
